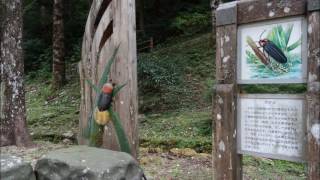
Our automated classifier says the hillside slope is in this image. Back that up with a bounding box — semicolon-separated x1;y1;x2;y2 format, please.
138;33;215;112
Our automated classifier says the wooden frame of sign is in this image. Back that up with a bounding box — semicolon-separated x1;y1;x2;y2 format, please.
213;0;320;179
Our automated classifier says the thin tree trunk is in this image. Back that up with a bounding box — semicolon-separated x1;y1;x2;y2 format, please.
52;0;65;89
0;0;32;147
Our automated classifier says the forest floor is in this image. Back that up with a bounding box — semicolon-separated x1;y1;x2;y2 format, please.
19;33;307;180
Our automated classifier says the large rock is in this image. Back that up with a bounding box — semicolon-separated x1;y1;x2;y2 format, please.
0;155;36;180
34;146;144;180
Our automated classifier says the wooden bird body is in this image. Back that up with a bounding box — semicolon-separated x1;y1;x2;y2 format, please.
97;83;113;111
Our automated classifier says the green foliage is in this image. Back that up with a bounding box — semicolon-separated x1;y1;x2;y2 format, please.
240;84;306;94
138;33;215;113
266;25;301;53
140;110;212;152
138;56;181;93
23;0;89;75
243;156;306;179
26;79;80;140
138;0;211;42
170;11;211;35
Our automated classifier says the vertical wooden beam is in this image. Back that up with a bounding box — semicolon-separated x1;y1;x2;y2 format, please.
307;5;320;180
214;84;242;180
78;0;138;157
102;0;138;157
214;2;242;180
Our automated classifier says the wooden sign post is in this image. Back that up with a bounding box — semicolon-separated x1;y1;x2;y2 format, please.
213;0;320;179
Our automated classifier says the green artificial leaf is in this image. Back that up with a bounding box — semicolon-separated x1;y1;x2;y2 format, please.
85;79;99;93
98;45;120;89
287;38;301;52
112;83;127;97
109;108;132;154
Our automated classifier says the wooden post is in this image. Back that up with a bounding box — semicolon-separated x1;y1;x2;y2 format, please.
78;0;138;157
213;2;242;180
307;1;320;179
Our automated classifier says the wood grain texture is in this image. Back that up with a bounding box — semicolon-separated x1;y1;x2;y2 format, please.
215;25;237;84
213;84;242;180
307;10;320;180
78;0;138;157
237;0;306;25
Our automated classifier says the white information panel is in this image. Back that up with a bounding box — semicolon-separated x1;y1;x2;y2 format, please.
237;94;306;162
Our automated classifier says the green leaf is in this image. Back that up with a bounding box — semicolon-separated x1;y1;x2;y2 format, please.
287;38;301;52
98;45;120;89
284;24;293;47
109;108;132;154
112;83;127;97
276;25;286;50
85;79;99;93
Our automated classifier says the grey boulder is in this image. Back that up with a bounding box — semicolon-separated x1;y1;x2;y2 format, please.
0;154;36;180
34;146;144;180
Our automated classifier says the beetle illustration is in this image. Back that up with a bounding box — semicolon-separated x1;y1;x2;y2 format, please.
258;30;288;64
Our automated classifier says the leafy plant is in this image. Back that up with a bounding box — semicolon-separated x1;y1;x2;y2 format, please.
246;24;302;78
82;46;131;154
266;25;301;54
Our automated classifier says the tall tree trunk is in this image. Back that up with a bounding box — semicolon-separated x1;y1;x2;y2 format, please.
0;0;32;147
52;0;65;89
211;0;221;41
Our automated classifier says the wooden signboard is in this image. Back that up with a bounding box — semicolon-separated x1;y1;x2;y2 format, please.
213;0;320;179
237;94;306;162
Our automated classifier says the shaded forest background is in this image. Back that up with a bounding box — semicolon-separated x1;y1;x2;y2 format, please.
23;0;231;112
1;0;307;179
24;0;216;75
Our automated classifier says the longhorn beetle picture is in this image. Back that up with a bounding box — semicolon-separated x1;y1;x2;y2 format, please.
238;17;305;82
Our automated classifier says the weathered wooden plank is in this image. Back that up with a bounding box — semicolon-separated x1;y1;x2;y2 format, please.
215;25;237;84
237;0;306;25
213;84;242;180
92;5;113;52
307;10;320;180
216;1;237;26
308;0;320;12
108;0;138;157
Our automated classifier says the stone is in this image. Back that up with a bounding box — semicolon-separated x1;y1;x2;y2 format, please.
34;146;144;180
0;154;36;180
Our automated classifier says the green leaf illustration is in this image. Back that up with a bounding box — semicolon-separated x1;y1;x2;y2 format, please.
287;38;301;52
